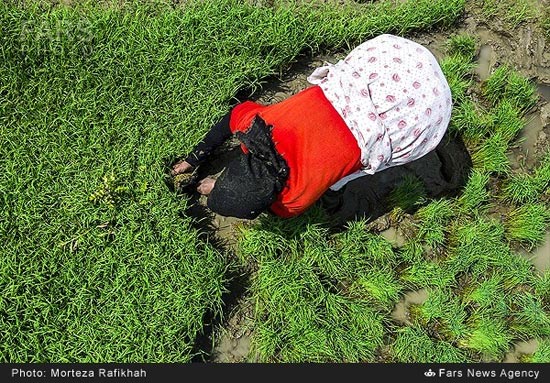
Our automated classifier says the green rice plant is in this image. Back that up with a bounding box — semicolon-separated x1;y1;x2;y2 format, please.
390;325;469;362
471;133;510;175
413;287;468;341
414;199;455;249
0;0;470;362
449;100;491;144
533;151;550;193
494;251;537;289
446;216;508;277
483;65;538;111
501;173;541;204
457;169;490;212
504;203;550;250
459;316;513;361
349;266;404;310
534;271;550;304
509;292;550;339
521;338;550;362
398;238;424;263
251;256;385;362
400;260;456;289
543;10;550;39
387;175;426;213
445;34;476;61
334;220;397;268
480;0;538;28
236;226;291;264
462;274;509;317
440;54;475;103
489;100;525;144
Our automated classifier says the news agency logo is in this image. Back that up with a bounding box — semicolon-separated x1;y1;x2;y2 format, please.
424;369;436;377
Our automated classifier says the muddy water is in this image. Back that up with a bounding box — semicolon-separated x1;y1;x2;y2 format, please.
520;231;550;274
475;44;496;82
380;226;406;247
503;339;539;363
391;289;429;324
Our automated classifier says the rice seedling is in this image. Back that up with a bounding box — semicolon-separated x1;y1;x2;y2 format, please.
398;238;424;264
522;338;550;363
508;292;550;339
494;251;537;289
412;287;469;341
457;169;490;212
400;260;456;289
489;100;525;144
534;151;550;192
445;34;477;61
1;0;471;362
349;266;404;309
462;274;509;317
481;0;537;28
387;175;426;213
449;100;491;145
446;216;508;277
534;271;550;304
501;173;541;204
459;316;513;361
504;203;550;250
483;65;538;111
250;255;386;362
414;199;455;249
334;220;397;268
390;325;469;362
471;132;510;175
440;54;475;103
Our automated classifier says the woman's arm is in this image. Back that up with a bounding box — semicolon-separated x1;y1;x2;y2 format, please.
171;109;233;175
185;110;233;167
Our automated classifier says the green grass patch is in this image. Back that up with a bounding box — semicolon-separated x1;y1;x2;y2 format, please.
483;65;538;112
504;203;550;250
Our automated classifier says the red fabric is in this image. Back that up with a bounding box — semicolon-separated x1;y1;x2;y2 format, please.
229;85;362;218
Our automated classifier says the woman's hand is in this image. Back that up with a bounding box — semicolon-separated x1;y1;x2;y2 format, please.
171;160;193;176
197;177;216;196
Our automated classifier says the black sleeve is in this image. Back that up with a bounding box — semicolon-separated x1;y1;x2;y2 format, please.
185;110;232;167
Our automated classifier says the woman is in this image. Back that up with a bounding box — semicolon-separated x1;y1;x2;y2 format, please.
170;34;454;220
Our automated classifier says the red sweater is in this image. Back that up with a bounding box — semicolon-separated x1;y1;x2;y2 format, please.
229;85;362;218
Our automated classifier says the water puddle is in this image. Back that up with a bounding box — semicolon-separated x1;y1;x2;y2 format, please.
520;111;544;164
520;231;550;274
380;226;407;247
391;289;429;324
475;44;495;82
538;83;550;102
503;339;539;363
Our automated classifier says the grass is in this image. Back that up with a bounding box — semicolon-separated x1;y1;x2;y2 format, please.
459;316;513;361
471;133;510;175
504;203;550;250
390;325;469;362
477;0;538;28
3;0;549;364
414;199;455;249
482;65;538;112
457;169;490;212
387;175;427;213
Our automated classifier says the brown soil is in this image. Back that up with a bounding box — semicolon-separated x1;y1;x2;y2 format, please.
184;2;550;363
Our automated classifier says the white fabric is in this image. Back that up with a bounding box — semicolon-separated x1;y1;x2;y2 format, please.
307;34;452;191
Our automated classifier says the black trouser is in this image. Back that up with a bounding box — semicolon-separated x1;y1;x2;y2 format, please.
319;131;472;226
